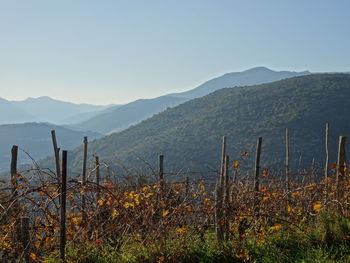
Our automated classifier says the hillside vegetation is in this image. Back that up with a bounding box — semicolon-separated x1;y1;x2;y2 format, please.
62;74;350;176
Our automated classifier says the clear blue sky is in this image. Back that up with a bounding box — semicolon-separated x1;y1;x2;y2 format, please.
1;0;349;104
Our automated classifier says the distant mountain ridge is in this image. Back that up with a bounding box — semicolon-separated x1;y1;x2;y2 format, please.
0;96;115;125
168;67;310;99
75;67;311;134
0;122;102;172
74;96;188;134
0;97;35;124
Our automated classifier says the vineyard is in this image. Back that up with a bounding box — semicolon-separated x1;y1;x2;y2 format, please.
1;128;350;263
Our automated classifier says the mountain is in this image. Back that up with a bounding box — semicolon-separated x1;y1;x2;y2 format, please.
74;96;188;134
0;98;35;124
168;66;310;99
0;122;102;173
60;105;123;124
12;96;114;124
75;67;310;134
54;74;350;177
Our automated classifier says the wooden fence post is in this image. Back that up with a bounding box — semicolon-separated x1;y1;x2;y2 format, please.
51;130;61;185
17;217;30;263
159;155;164;194
336;136;346;200
82;136;88;226
11;145;19;195
285;128;290;189
10;145;25;262
60;150;67;263
95;156;100;201
215;136;226;243
223;155;230;241
254;137;262;212
324;122;330;203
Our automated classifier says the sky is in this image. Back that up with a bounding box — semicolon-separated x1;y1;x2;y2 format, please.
0;0;349;105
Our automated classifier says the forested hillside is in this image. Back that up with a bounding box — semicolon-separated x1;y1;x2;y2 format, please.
58;74;350;176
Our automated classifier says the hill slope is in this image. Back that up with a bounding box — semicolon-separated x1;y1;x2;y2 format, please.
75;96;188;134
0;123;102;172
49;74;350;177
75;67;310;134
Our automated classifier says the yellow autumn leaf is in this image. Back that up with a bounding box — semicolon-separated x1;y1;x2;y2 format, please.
270;223;282;231
145;192;154;198
176;226;187;233
162;210;170;217
297;207;303;215
112;209;119;219
72;217;81;226
29;253;37;261
124;202;135;209
97;198;105;206
312;201;322;212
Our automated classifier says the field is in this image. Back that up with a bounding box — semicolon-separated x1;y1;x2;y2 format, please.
1;134;350;263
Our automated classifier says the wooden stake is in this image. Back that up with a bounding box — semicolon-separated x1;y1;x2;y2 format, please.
11;145;18;195
254;137;263;214
285;128;290;189
336;136;346;200
18;217;30;263
223;155;230;241
82;136;88;225
215;136;226;242
60;150;67;263
324;123;330;203
254;137;263;193
159;155;164;194
95;156;100;201
51;130;61;184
